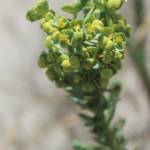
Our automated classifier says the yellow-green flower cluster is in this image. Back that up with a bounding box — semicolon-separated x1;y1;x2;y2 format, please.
27;0;131;93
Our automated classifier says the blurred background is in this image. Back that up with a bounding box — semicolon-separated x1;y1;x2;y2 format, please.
0;0;150;149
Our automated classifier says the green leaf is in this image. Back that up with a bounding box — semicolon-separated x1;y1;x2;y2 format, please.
62;0;89;15
113;119;125;133
73;140;94;150
26;0;49;22
62;5;77;14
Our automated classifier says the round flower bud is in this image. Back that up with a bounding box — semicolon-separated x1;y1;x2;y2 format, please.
81;82;95;92
59;53;69;61
86;46;97;54
42;11;54;23
59;33;69;46
114;33;125;46
46;68;56;81
99;79;109;88
100;69;113;79
70;56;80;69
44;36;54;48
71;31;84;45
41;20;52;33
86;24;97;34
83;58;95;70
115;51;124;60
105;40;114;51
61;59;72;72
47;53;55;62
102;51;113;64
102;37;114;51
102;27;114;34
93;9;101;18
106;0;124;10
52;31;60;43
93;20;104;27
53;64;62;74
58;17;68;29
73;75;82;83
38;53;48;68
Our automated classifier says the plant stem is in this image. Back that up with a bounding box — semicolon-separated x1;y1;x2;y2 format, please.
73;87;125;150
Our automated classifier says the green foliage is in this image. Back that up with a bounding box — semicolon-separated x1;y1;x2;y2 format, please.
26;0;49;22
26;0;131;149
62;0;89;15
73;140;94;150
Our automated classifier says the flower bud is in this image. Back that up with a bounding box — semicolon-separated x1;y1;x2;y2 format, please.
38;53;48;68
100;69;113;79
70;56;80;69
59;53;69;61
81;82;95;92
102;27;114;34
114;34;125;46
42;11;55;23
26;0;49;22
73;75;82;83
58;17;68;29
61;60;72;72
47;53;55;62
100;79;109;88
93;20;104;27
46;68;56;81
59;33;69;46
71;32;84;45
86;46;97;54
51;31;60;43
44;36;54;48
102;37;114;50
115;51;124;60
41;21;52;33
93;9;101;18
105;40;114;51
83;58;95;70
102;51;113;64
106;0;125;10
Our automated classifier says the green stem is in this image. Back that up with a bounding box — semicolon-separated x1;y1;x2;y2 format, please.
77;89;125;150
83;7;95;24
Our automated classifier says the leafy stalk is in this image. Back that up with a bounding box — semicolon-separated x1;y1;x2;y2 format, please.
26;0;131;149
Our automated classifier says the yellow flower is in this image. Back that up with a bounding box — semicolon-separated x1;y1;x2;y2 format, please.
115;35;124;44
73;24;81;31
41;20;52;32
59;33;69;43
51;31;60;42
58;17;67;28
86;24;96;33
61;59;72;72
93;20;104;27
44;36;53;48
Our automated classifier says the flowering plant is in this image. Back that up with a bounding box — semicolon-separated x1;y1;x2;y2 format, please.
26;0;131;149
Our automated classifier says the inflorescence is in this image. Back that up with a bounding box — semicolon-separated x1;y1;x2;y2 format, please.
27;0;130;93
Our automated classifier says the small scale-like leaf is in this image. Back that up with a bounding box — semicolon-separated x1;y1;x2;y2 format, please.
62;5;77;14
62;0;89;15
26;0;49;22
